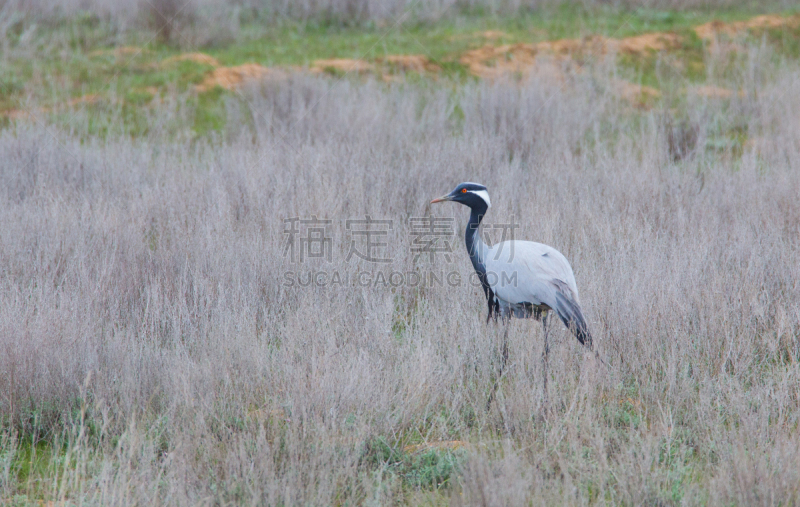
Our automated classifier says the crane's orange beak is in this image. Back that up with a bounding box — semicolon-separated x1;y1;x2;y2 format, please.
430;194;452;204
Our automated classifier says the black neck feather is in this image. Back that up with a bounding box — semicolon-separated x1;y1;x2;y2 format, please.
463;202;498;320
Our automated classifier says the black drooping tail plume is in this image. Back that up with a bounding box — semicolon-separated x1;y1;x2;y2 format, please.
554;291;593;349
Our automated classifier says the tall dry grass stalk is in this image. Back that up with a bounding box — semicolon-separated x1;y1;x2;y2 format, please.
1;56;800;503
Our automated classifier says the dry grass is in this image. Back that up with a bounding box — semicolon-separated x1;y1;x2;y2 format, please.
2;42;800;505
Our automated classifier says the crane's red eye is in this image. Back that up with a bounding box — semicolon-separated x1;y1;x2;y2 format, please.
461;188;467;194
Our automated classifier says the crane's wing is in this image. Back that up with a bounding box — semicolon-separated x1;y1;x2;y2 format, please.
485;240;592;347
483;241;579;303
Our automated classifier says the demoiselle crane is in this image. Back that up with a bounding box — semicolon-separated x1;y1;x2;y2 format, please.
431;182;595;408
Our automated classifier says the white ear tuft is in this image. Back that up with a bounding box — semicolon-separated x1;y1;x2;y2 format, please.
470;189;491;208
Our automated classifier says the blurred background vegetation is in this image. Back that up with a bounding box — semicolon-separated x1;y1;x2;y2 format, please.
1;0;799;137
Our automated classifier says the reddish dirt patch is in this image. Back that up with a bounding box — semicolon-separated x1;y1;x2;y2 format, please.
310;58;374;74
195;64;284;92
379;54;440;73
695;20;733;40
163;52;220;67
459;39;663;108
460;32;681;80
89;46;148;58
459;39;604;83
460;43;541;80
537;35;609;56
695;14;800;40
615;32;682;54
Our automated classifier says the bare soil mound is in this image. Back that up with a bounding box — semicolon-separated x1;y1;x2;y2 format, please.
460;43;544;80
310;59;374;75
89;46;148;58
695;14;800;40
615;32;682;54
196;64;284;92
379;54;440;73
460;32;681;80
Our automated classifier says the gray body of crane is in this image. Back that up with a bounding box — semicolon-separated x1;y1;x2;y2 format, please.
431;182;594;407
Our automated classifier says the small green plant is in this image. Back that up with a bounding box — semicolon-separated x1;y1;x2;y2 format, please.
0;75;23;98
403;448;462;490
361;437;466;492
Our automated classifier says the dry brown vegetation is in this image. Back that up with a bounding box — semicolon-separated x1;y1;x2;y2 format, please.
3;41;800;501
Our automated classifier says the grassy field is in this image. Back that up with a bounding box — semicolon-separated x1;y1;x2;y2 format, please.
3;2;800;134
2;1;800;505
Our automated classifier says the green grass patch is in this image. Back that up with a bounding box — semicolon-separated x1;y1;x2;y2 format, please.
361;436;466;492
193;87;227;136
1;433;70;501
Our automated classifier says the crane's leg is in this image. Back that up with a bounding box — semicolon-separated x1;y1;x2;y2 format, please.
542;312;550;409
501;321;509;372
486;318;510;411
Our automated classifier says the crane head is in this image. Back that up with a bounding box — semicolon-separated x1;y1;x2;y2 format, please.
430;182;491;209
